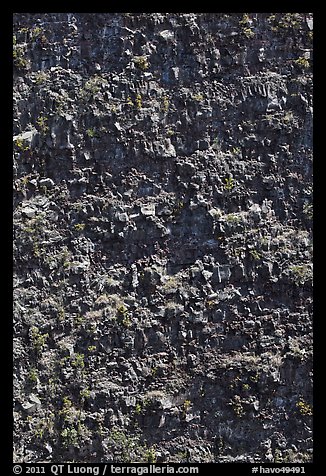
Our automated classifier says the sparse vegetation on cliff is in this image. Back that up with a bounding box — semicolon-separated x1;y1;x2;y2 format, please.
13;12;313;464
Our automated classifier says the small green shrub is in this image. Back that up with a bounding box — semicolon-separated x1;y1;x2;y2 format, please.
74;314;85;326
212;137;219;150
224;213;241;224
59;396;73;421
30;26;43;39
161;95;169;112
278;13;301;29
18;27;29;34
224;177;235;191
80;75;107;101
36;115;49;134
20;176;30;186
33;242;43;258
175;451;188;461
249;249;261;260
135;403;142;415
117;304;131;327
117;304;128;315
239;13;250;26
14;138;30;151
268;13;302;31
30;327;49;353
34;71;48;85
230;395;245;417
294;57;310;69
82;75;105;95
289;264;312;285
182;399;191;417
86;128;97;138
144;447;157;463
57;307;65;321
54;93;69;114
80;387;91;400
296;399;313;416
243;28;255;38
162;275;179;293
133;56;149;71
61;427;79;447
192;93;204;102
135;93;142;109
172;200;185;216
303;203;313;219
71;353;85;370
239;14;255;38
28;368;38;384
109;429;138;462
74;223;86;232
13;46;28;69
34;414;55;440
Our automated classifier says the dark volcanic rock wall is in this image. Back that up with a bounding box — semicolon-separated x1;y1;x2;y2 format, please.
13;13;313;463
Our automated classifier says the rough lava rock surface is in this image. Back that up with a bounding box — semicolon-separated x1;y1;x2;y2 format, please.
13;13;313;463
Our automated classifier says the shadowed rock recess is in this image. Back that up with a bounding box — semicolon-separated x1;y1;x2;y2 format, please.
13;13;313;463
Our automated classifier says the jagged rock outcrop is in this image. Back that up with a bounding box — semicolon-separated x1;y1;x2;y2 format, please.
13;13;313;463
